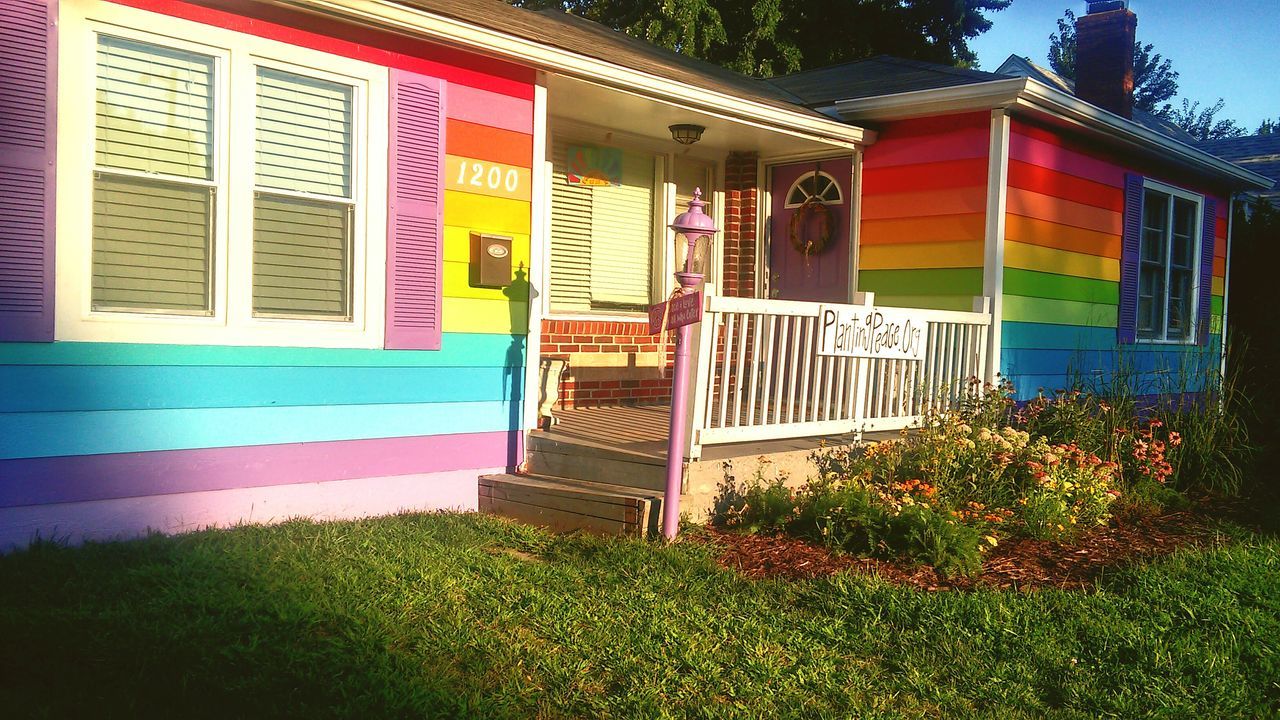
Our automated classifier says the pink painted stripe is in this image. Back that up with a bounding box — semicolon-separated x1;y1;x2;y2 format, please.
1009;130;1126;188
446;83;534;135
862;126;989;169
0;431;522;508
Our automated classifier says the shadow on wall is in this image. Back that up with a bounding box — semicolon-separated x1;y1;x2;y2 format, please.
503;265;533;469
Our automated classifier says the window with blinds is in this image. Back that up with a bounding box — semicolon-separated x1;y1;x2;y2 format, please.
548;141;659;313
92;36;215;314
252;68;355;319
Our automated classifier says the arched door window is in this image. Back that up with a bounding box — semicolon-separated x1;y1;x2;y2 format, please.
784;170;843;208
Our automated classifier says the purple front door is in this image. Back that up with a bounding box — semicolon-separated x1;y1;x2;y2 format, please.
767;158;853;303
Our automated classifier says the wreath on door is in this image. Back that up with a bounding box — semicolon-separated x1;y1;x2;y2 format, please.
788;196;834;256
787;166;835;256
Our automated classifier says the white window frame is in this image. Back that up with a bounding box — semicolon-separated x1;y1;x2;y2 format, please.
1138;178;1203;345
55;0;388;348
542;121;723;321
783;170;843;208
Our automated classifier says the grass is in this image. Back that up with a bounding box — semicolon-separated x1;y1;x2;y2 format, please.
1;513;1278;719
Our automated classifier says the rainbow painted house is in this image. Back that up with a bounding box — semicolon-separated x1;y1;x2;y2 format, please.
0;0;1270;545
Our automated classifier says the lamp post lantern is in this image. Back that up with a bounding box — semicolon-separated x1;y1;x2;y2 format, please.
661;188;717;540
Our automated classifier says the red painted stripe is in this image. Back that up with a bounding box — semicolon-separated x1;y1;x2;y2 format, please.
863;126;989;169
876;112;990;140
861;157;988;195
109;0;535;99
447;119;533;167
1007;160;1124;212
1009;130;1125;188
0;431;521;508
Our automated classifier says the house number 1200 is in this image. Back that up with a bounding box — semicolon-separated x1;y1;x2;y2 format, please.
456;160;520;193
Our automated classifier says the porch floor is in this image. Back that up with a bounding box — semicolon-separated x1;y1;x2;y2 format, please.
539;403;890;461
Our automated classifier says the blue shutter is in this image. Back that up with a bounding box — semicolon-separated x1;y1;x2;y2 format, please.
1117;173;1144;345
1197;198;1217;344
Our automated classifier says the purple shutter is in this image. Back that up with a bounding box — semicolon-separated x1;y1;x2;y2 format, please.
0;0;56;342
385;69;446;351
1117;173;1144;345
1197;197;1217;344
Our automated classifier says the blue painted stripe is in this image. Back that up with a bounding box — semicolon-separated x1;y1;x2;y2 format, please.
1003;347;1223;378
0;333;526;367
0;365;525;413
1003;371;1207;401
0;401;519;460
1002;321;1221;354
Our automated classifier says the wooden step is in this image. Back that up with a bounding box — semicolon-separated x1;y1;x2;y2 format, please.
478;473;661;537
526;435;668;492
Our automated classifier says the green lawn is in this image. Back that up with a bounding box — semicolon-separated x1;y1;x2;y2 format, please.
1;513;1277;719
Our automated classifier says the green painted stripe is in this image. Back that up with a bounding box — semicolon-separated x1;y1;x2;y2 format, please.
1212;296;1224;316
1003;294;1118;328
1003;268;1119;305
0;334;526;367
870;294;979;312
858;268;983;296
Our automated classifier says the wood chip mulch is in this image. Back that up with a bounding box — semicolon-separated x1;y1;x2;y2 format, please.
698;507;1224;592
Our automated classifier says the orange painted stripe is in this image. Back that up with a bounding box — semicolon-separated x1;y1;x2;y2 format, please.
446;119;533;168
860;187;987;220
862;157;988;195
1214;255;1226;278
1005;215;1120;258
1007;160;1124;212
861;213;986;245
1006;187;1123;236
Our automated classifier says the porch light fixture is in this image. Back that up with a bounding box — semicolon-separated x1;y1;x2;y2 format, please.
668;123;705;145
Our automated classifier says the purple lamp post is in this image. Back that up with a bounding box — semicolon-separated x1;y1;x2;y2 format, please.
662;188;718;540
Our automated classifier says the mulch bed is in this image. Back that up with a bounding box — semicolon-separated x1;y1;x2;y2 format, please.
698;506;1225;592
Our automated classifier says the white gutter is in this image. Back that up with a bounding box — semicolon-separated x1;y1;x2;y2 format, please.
833;77;1272;190
279;0;865;149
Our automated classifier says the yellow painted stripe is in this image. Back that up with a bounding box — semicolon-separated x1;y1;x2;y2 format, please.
1212;275;1225;296
443;260;534;302
1004;241;1120;282
443;227;530;265
442;296;529;334
445;155;533;202
443;191;531;235
858;240;983;270
861;213;986;245
1004;294;1118;328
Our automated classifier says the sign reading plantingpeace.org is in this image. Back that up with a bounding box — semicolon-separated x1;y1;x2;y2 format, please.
818;305;927;361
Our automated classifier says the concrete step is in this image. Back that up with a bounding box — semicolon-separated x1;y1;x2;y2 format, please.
479;473;662;537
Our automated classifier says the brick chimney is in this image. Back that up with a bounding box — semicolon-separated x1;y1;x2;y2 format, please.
1075;0;1137;119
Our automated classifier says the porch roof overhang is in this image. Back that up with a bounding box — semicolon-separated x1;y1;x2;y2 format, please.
273;0;867;152
832;77;1273;191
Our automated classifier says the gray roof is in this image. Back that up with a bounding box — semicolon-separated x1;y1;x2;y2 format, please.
394;0;816;116
1198;135;1280;199
762;55;1006;107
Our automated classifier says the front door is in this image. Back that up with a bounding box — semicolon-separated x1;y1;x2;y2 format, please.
767;158;853;303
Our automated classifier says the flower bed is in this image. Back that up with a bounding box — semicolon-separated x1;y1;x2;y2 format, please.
714;380;1253;579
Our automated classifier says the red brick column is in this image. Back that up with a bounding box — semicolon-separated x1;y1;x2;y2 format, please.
722;152;759;298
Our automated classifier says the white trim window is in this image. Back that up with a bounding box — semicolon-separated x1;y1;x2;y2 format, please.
1138;179;1202;343
784;170;843;208
57;1;388;348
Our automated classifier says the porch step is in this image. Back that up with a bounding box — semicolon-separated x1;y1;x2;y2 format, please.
478;473;661;537
526;433;667;492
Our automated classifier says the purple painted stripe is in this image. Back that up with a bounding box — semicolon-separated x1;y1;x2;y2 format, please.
0;431;522;509
446;83;533;135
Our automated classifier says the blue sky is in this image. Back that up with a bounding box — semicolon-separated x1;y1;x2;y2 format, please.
969;0;1279;131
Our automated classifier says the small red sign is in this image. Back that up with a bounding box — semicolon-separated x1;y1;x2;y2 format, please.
649;291;703;334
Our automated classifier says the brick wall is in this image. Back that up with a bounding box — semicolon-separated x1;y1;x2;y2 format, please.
541;151;760;410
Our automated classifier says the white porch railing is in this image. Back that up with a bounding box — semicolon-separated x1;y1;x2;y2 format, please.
683;292;992;459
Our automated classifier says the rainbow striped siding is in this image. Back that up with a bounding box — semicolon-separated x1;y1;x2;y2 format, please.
1000;120;1226;399
858;113;990;311
0;1;536;548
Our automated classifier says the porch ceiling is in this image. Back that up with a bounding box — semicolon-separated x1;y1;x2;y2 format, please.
547;73;856;159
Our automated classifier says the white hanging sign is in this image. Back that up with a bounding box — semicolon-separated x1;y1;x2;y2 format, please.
817;305;927;360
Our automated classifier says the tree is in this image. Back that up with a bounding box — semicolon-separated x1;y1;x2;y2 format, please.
1167;98;1247;141
1258;117;1280;135
510;0;1011;78
1047;9;1179;115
